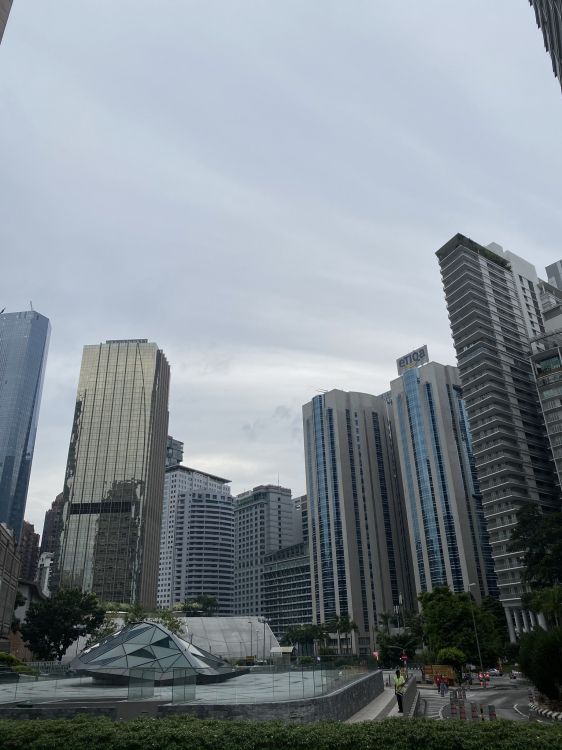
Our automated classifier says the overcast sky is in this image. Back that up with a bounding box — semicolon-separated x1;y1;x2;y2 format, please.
1;2;561;534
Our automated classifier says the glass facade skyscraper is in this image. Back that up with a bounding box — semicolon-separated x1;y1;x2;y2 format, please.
391;361;497;602
55;339;169;607
0;310;50;538
529;1;562;94
0;1;13;44
302;390;414;655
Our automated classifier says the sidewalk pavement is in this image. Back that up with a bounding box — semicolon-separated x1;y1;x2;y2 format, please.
346;685;402;722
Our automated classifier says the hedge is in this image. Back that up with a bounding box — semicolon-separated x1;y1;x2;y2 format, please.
1;716;562;750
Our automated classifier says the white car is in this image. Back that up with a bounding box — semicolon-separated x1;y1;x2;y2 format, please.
487;668;502;677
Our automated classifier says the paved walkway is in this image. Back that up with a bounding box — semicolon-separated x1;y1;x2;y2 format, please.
346;685;402;722
417;687;449;719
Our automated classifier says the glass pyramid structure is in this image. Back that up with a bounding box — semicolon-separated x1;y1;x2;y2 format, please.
71;621;237;683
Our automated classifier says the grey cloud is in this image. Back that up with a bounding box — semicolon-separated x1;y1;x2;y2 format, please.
1;1;560;529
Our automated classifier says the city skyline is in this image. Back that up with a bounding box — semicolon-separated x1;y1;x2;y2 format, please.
2;3;561;535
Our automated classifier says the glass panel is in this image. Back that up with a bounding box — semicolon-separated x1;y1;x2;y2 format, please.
128;668;155;699
171;668;196;703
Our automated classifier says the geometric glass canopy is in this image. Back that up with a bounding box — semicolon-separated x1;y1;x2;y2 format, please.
71;621;236;682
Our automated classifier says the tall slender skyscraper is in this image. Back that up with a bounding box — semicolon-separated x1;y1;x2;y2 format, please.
529;1;562;94
0;310;50;538
55;339;169;607
0;1;13;44
303;390;414;655
390;355;496;602
436;233;562;639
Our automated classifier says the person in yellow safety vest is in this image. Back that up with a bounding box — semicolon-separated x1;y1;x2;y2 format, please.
394;669;406;713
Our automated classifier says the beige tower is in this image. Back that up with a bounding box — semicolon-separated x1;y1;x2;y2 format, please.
55;339;169;607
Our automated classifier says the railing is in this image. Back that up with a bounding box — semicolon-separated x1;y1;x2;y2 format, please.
0;658;374;706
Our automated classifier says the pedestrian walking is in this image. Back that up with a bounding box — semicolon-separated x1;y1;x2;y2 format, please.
394;669;406;713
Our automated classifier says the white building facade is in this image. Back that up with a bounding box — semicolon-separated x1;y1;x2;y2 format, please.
234;485;294;616
157;466;234;614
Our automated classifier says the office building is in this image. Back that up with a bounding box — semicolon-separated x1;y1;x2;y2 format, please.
303;390;414;655
390;354;496;601
0;523;19;651
166;436;184;468
0;310;50;539
55;339;169;607
436;233;562;639
263;541;312;638
292;494;308;544
234;485;294;616
0;0;13;44
18;520;40;582
36;551;53;597
531;330;562;493
529;1;562;94
157;465;234;612
40;493;64;555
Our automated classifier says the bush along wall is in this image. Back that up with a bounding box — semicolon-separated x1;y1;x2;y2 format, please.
0;716;562;750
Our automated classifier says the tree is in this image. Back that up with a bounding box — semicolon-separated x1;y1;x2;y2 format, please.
153;609;183;635
418;587;502;667
178;595;219;617
325;615;358;655
123;602;148;625
21;588;105;661
519;627;562;702
524;586;562;629
281;624;324;656
436;647;466;679
85;614;118;647
375;631;417;668
509;506;562;587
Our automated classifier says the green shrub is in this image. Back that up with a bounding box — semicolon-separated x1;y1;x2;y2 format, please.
0;652;21;667
0;717;561;749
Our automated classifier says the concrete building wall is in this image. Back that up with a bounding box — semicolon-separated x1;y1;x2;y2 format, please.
436;233;562;638
0;522;19;648
157;465;234;613
234;485;294;616
263;541;312;638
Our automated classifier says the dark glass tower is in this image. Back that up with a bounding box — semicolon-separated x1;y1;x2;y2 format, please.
529;1;562;94
55;339;170;607
0;310;50;538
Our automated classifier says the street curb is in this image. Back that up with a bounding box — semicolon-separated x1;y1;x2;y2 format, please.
529;703;562;722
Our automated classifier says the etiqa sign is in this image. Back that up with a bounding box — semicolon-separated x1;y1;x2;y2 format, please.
396;346;428;375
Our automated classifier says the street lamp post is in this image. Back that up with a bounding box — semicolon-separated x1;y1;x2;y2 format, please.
258;616;269;662
248;621;253;661
468;583;484;674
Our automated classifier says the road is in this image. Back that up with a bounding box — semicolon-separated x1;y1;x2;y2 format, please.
421;676;532;721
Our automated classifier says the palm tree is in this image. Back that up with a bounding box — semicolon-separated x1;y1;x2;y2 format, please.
325;615;359;655
338;616;359;655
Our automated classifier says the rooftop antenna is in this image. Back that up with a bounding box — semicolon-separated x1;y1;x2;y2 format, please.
30;301;33;311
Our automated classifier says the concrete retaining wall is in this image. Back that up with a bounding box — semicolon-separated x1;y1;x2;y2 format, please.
160;670;384;723
401;676;418;716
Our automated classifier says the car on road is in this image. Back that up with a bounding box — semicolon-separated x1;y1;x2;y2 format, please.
487;667;503;677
